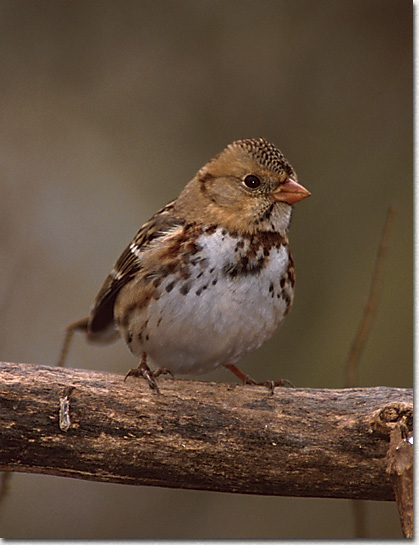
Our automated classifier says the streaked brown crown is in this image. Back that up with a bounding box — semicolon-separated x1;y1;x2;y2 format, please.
229;138;296;179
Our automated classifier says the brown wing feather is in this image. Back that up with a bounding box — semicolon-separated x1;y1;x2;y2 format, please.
87;200;183;338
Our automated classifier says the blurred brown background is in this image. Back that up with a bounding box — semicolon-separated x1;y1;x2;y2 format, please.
0;0;412;539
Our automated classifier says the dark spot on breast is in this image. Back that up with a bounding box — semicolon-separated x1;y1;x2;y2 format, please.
280;277;286;288
180;282;191;295
205;225;217;235
178;265;191;280
195;283;208;296
227;267;238;278
224;255;266;277
280;291;291;307
126;331;133;344
212;278;218;286
166;281;176;292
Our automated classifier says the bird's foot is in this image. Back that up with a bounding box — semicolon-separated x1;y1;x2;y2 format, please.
125;354;173;394
224;363;294;395
244;376;294;394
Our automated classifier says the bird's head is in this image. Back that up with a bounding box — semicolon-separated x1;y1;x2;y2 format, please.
176;137;310;235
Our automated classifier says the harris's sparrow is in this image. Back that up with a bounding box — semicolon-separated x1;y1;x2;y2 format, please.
59;138;310;392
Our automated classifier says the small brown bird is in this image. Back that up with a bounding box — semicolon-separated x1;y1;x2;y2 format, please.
59;138;310;392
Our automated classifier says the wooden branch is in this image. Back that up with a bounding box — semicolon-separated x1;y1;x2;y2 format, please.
0;362;412;501
386;424;413;537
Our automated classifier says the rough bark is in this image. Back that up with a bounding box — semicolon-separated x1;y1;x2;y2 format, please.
386;424;414;538
0;362;413;502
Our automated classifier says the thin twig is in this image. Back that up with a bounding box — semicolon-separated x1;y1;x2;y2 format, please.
345;206;396;387
0;472;12;506
351;498;368;538
344;205;396;539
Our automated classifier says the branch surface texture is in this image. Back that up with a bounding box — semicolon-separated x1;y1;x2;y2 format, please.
0;362;412;501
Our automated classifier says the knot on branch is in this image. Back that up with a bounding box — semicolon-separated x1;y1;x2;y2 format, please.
369;402;413;438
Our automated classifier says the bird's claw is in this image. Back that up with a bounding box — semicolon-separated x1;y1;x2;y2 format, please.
124;360;173;394
245;375;294;395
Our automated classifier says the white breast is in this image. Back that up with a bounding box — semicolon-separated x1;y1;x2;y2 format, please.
124;228;293;375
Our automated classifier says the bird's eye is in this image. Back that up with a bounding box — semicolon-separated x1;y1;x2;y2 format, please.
243;175;261;189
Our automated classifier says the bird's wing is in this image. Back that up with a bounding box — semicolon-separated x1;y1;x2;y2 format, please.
87;200;183;338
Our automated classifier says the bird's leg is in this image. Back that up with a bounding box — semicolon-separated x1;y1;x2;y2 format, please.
125;353;173;394
224;363;294;395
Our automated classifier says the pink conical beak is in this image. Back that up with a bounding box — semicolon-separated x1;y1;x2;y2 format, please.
272;178;311;204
